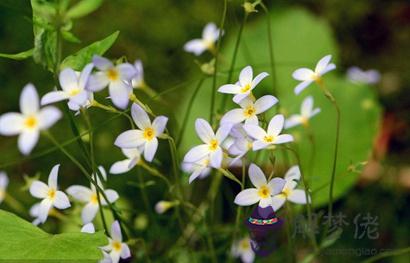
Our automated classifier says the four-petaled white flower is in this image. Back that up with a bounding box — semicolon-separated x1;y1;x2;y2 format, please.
221;95;278;126
182;155;212;184
0;172;9;204
131;59;145;89
66;166;119;224
231;236;255;263
292;55;336;95
346;66;380;85
102;220;131;263
29;164;70;224
184;22;222;56
110;148;142;174
271;165;310;211
115;103;168;162
244;114;293;151
0;84;62;155
87;55;136;109
285;96;321;129
218;66;269;103
41;64;94;111
234;163;285;208
183;118;232;169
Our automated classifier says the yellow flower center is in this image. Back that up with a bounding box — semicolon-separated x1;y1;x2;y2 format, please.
112;241;122;252
241;84;251;93
208;139;219;151
143;127;155;141
24;116;38;129
90;193;98;204
312;73;322;84
107;68;119;81
300;116;309;127
47;188;56;200
239;239;250;250
68;88;81;97
279;187;292;199
263;135;275;143
258;185;271;199
243;106;256;117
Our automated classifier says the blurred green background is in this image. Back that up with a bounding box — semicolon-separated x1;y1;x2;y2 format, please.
0;0;409;262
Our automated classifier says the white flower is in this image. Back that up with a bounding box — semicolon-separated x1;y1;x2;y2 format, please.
99;251;112;263
244;114;293;151
184;22;222;56
0;84;62;155
183;118;232;169
29;164;70;223
29;202;42;226
110;148;142;174
231;236;255;263
66;166;119;224
347;66;380;84
41;64;94;110
182;156;212;184
218;66;269;103
292;55;336;95
87;55;136;109
154;200;175;214
221;95;278;126
0;172;9;204
271;165;310;211
114;103;168;162
81;223;96;233
285;96;321;129
234;163;285;208
227;124;254;162
102;220;131;263
131;60;145;89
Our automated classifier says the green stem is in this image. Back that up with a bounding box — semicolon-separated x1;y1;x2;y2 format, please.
210;0;228;125
361;247;410;263
139;161;171;188
91;100;135;129
285;202;296;263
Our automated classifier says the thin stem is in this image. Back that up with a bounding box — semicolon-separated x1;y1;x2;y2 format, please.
139;161;171;188
210;0;228;125
285;203;296;263
91;100;135;129
361;247;410;263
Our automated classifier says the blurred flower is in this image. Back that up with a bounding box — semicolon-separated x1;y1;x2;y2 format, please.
29;164;70;224
228;124;255;163
231;236;255;263
110;148;142;174
271;165;310;211
115;103;168;162
182;155;212;184
244;114;293;151
131;59;145;89
81;222;96;233
234;163;285;208
87;55;136;109
292;55;336;95
221;95;278;126
101;220;131;263
99;251;112;263
0;172;9;204
218;66;269;103
29;202;42;226
41;64;94;111
347;66;380;85
155;200;176;214
184;22;222;55
66;166;119;224
183;118;232;169
0;84;62;155
285;96;321;129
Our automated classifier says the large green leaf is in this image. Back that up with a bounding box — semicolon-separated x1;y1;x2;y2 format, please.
177;8;381;207
0;210;106;261
60;31;119;70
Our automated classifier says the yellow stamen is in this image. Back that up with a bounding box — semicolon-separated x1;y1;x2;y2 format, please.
47;188;56;200
112;241;122;252
143;127;155;141
263;135;274;143
278;187;292;199
312;73;322;84
300;116;309;127
90;193;98;204
243;106;256;117
257;185;271;199
68;88;81;96
24;116;38;129
107;68;119;81
208;139;218;151
239;239;250;250
241;83;251;93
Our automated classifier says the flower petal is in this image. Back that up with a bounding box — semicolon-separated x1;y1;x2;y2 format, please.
254;95;278;114
243;124;266;140
215;123;232;142
66;185;93;202
292;68;314;81
284;115;302;129
239;66;253;86
220;109;246;125
274;134;293;144
131;103;151;129
110;160;133;174
234;188;259;206
81;202;99;224
294;80;312;95
152;116;168;135
38;106;62;130
111;220;122;241
59;67;78;91
315;55;332;74
81;223;95;233
38;198;52;223
92;55;113;71
117;63;136;80
144;138;158;162
104;189;119;203
251;72;269;89
41;91;68;105
79;63;94;90
268;178;286;195
48;164;60;189
18;130;39;155
252;140;269;151
53;191;71;209
30;181;49;199
20;84;39;115
233;93;249;104
202;23;218;42
271;195;286;211
267;114;284;136
120;243;131;259
258;197;272;208
218;84;241;94
249;163;267;188
209;147;223;168
320;63;336;76
109;81;131;109
301;96;313;117
284;165;301;181
0;113;23;135
183;144;210;163
87;72;109;92
288;189;309;204
195;118;215;144
115;130;145;148
184;39;207;56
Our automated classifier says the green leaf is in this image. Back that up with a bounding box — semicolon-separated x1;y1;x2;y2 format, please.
0;49;33;60
60;31;119;70
61;30;82;43
320;228;343;249
66;0;104;19
177;8;381;207
0;210;106;261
